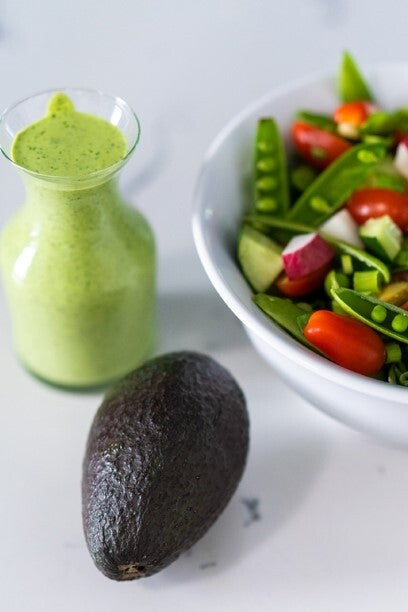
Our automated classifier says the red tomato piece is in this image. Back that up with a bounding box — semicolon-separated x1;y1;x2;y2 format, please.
304;310;385;376
276;262;332;298
347;188;408;232
291;121;351;169
401;301;408;311
333;101;375;127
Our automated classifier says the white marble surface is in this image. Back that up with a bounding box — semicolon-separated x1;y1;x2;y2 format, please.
1;2;408;610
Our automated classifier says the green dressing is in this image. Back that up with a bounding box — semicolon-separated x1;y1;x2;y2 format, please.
1;92;155;387
11;93;127;176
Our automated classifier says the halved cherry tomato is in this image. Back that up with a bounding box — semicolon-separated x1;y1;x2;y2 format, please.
291;121;351;169
276;261;332;298
347;188;408;231
401;301;408;311
304;310;385;376
333;100;375;127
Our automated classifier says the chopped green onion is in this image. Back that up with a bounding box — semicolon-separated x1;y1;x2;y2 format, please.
388;363;399;384
385;342;402;364
341;254;354;275
353;270;382;294
399;371;408;386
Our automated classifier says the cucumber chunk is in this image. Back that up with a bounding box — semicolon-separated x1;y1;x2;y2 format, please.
238;225;283;292
359;214;402;262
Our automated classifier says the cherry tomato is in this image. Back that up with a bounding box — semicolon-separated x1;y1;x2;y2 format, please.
333;101;375;127
291;121;351;169
276;262;332;298
347;188;408;231
401;301;408;311
304;310;385;376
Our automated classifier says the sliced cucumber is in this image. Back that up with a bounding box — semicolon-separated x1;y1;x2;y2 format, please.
359;214;402;262
238;225;283;292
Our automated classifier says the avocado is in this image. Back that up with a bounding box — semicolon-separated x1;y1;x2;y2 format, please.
82;351;249;580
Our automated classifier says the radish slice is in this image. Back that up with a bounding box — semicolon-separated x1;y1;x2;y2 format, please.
282;233;334;280
394;140;408;180
321;208;364;248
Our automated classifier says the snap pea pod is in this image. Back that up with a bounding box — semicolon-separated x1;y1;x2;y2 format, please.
391;108;408;133
295;110;337;132
290;164;317;192
331;286;408;343
360;108;408;136
254;294;315;348
362;134;394;150
338;51;373;103
361;156;406;192
323;237;391;283
287;143;386;227
244;214;315;245
253;118;290;215
364;167;405;192
244;214;314;235
360;112;395;136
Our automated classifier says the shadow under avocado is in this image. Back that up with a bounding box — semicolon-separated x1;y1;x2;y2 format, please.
144;427;328;587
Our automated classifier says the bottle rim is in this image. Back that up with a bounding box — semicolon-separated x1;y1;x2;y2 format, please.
0;87;141;186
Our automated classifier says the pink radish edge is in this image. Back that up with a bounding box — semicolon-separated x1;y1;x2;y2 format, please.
282;233;334;280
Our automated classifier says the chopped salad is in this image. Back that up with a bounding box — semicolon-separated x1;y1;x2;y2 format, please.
238;52;408;384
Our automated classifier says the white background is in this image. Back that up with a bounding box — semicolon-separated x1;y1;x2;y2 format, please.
1;2;408;611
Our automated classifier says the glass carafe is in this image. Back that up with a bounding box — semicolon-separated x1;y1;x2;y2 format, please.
0;89;155;388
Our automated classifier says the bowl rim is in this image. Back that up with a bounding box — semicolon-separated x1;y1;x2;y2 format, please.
192;62;408;404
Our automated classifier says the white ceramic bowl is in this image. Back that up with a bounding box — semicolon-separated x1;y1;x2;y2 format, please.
193;64;408;447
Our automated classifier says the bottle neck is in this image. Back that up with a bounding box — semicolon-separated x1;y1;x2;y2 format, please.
22;173;121;228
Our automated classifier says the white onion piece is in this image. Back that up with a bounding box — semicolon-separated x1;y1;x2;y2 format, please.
321;208;364;249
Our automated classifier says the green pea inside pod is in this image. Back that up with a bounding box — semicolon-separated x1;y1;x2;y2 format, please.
331;287;408;343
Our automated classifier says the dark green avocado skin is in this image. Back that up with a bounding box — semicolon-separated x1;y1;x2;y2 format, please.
82;351;249;581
